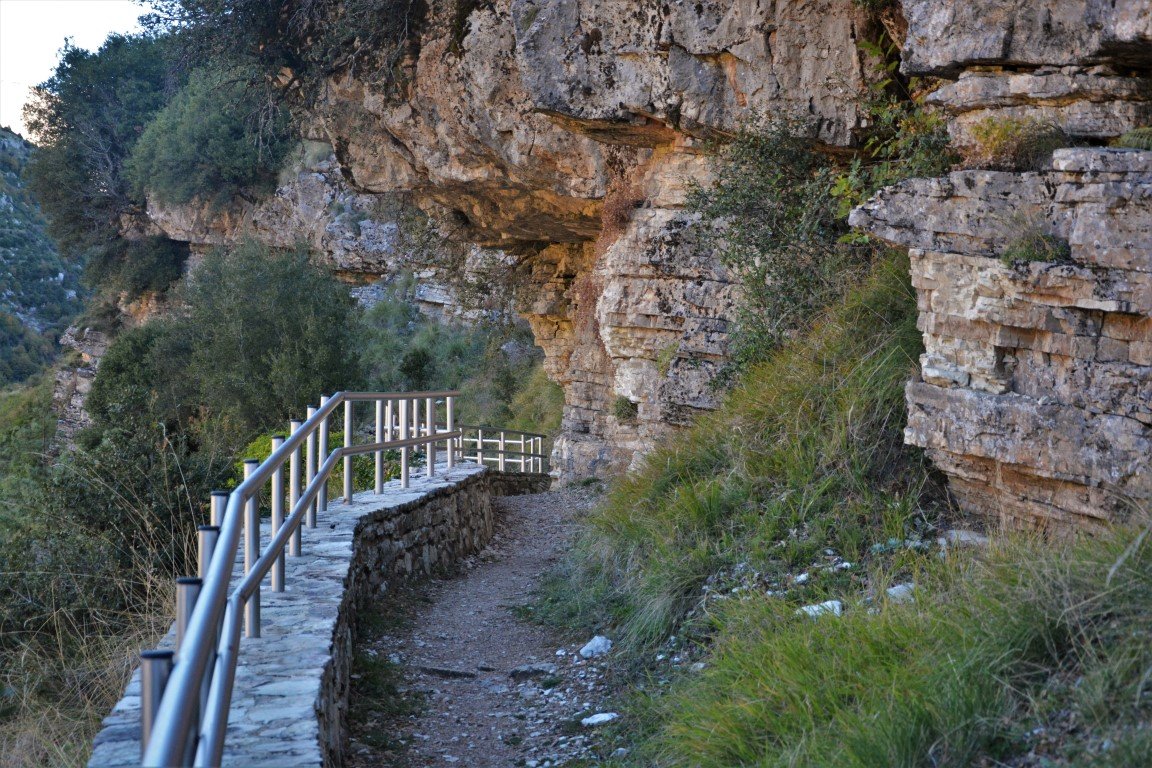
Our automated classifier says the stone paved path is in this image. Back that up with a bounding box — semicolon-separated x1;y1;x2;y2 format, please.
347;487;616;767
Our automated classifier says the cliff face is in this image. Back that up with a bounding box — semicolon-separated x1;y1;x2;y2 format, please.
852;0;1152;531
309;0;875;474
853;149;1151;531
140;0;1152;528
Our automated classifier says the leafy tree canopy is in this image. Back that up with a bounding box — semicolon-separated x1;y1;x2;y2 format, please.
125;67;293;208
142;0;427;93
86;241;362;441
23;33;178;258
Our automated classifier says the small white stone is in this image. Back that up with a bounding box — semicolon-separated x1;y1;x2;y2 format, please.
937;530;989;549
793;573;810;584
580;712;619;727
886;583;916;603
579;635;612;658
797;600;843;618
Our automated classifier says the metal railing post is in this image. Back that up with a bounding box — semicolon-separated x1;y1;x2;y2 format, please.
536;437;543;472
210;491;228;527
498;431;506;472
318;395;330;513
476;427;483;465
344;399;354;502
140;649;174;760
518;434;526;471
197;525;219;580
306;406;318;528
411;398;420;461
400;398;410;489
426;396;435;477
375;399;385;494
446;396;455;469
270;436;286;592
176;577;202;654
243;459;261;638
385;399;394;442
289;419;302;556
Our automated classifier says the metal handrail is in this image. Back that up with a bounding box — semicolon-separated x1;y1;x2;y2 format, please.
141;391;460;767
455;425;550;473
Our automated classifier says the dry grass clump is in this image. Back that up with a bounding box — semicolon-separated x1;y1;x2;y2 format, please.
962;116;1069;171
1113;126;1152;151
1000;218;1073;266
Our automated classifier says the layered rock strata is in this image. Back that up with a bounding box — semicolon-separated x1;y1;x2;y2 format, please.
901;0;1152;148
306;0;875;476
852;148;1152;531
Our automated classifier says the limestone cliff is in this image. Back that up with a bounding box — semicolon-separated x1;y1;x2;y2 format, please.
852;0;1152;531
307;0;877;475
136;0;1151;529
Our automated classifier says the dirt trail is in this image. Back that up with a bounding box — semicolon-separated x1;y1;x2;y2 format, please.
347;487;616;767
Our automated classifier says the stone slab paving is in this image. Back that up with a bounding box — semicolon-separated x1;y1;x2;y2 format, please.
88;463;488;768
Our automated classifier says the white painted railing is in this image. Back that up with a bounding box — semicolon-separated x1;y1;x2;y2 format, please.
456;425;548;473
139;391;511;767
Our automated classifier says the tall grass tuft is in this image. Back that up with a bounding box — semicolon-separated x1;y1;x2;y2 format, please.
644;523;1152;766
538;251;942;652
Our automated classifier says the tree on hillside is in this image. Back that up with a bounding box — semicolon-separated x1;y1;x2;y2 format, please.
126;67;293;208
23;34;177;258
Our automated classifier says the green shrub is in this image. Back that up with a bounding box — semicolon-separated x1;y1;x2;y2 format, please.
0;378;56;518
1114;126;1152;151
126;67;293;208
688;117;860;370
612;396;639;424
176;242;361;432
963;116;1069;171
0;314;54;387
83;236;189;300
237;429;394;502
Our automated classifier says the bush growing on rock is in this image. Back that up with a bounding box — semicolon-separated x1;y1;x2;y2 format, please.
126;68;293;208
1114;126;1152;151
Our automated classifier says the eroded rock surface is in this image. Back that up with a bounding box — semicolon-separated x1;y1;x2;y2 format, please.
852;148;1152;531
307;0;871;477
902;0;1152;148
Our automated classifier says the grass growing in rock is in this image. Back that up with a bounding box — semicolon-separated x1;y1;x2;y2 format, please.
537;250;942;653
538;250;1152;765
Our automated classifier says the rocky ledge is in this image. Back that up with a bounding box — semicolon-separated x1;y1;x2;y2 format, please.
852;148;1152;532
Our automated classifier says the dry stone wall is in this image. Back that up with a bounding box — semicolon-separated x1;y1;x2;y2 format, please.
851;148;1152;532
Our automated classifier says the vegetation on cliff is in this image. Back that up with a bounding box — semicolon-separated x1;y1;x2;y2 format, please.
126;67;293;208
0;128;81;384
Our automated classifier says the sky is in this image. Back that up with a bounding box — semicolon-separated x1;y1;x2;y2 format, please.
0;0;154;139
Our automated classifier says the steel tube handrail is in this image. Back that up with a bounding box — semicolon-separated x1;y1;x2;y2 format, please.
144;391;459;767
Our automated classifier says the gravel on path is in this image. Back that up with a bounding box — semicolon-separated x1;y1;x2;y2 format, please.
346;486;616;768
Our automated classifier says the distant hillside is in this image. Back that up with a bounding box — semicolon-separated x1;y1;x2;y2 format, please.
0;126;80;384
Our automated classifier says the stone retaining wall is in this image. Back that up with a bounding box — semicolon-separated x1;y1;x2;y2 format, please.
89;462;495;767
